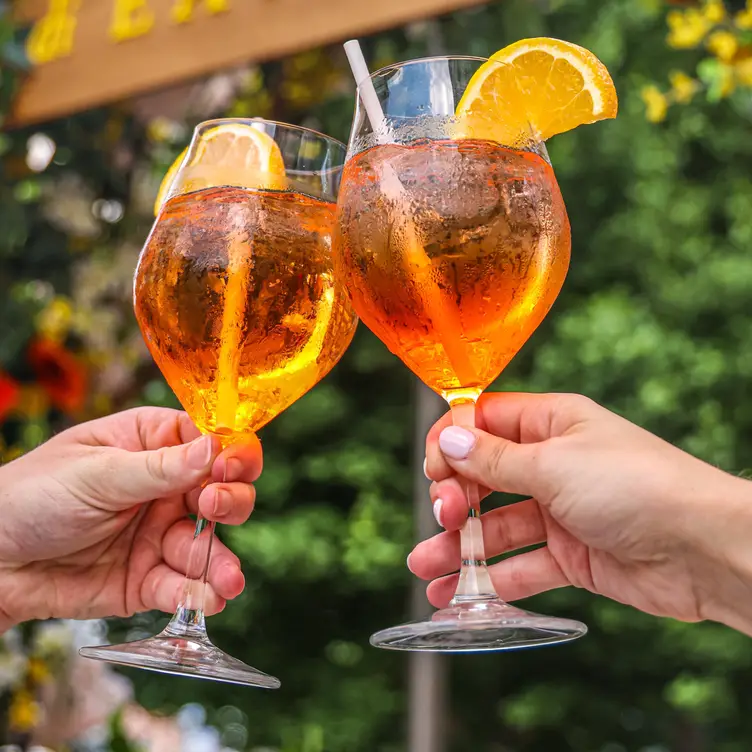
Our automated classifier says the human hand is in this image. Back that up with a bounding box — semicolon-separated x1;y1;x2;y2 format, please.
409;393;752;633
0;407;261;630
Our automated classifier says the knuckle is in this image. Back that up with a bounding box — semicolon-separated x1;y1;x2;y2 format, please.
560;393;597;417
217;548;241;572
484;439;509;488
485;511;511;552
146;448;170;488
509;556;527;586
94;451;119;491
141;573;160;610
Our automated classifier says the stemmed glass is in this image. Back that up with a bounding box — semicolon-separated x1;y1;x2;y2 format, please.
80;119;357;684
333;57;588;651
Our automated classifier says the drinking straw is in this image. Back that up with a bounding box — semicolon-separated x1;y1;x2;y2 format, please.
342;40;476;387
344;40;390;144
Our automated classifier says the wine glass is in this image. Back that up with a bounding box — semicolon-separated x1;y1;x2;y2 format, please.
333;57;587;651
80;119;357;684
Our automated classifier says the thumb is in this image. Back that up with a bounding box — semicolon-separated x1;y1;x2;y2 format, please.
107;434;221;505
437;425;541;497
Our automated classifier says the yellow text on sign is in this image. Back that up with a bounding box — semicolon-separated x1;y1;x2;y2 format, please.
172;0;230;24
110;0;155;41
26;0;233;63
26;0;80;65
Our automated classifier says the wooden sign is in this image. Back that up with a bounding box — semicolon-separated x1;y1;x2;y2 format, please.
11;0;488;126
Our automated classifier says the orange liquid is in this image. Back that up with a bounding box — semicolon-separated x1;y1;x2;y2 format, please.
333;139;571;399
135;186;358;438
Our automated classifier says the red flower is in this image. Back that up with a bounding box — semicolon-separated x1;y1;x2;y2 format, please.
0;372;20;423
28;339;87;414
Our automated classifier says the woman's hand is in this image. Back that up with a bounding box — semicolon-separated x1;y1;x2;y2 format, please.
409;393;752;634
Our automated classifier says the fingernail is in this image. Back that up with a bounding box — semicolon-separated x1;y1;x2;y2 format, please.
423;458;431;480
406;551;416;573
213;488;229;517
439;426;476;460
432;498;444;527
224;457;242;482
188;435;216;469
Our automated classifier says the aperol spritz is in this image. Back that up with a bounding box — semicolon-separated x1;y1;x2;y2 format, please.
80;119;356;685
335;42;617;651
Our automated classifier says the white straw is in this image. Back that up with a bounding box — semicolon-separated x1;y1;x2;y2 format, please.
344;40;388;143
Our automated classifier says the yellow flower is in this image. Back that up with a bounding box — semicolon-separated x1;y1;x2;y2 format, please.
702;0;726;24
9;688;40;732
36;295;73;343
669;71;699;103
735;55;752;86
707;30;739;61
736;5;752;30
667;9;712;49
718;64;737;96
641;85;669;122
27;657;51;684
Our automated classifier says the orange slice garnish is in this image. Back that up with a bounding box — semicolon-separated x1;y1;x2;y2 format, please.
455;38;618;146
154;122;287;215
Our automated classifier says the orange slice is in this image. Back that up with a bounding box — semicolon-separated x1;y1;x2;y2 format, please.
455;38;618;146
153;122;286;215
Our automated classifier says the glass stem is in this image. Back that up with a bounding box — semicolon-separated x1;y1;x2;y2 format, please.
163;506;216;641
448;398;499;605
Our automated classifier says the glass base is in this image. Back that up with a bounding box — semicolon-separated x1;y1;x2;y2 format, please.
79;631;281;688
370;599;587;653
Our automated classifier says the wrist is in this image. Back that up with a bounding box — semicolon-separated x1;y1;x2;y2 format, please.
0;606;16;634
689;471;752;635
0;467;16;633
0;462;30;632
0;567;17;633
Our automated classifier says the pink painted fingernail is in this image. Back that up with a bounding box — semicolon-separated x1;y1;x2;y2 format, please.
406;551;416;573
423;458;431;480
438;426;476;460
433;498;444;527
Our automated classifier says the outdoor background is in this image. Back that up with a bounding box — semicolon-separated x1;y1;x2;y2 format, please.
2;0;752;749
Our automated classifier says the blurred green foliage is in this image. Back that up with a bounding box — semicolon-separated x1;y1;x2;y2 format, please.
2;0;752;750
